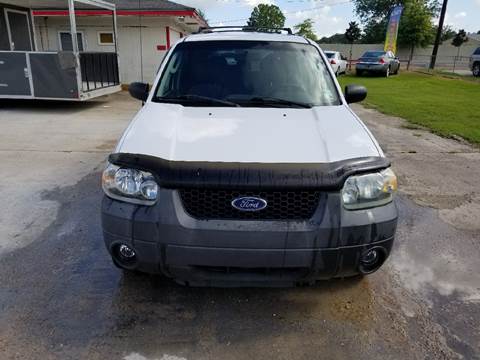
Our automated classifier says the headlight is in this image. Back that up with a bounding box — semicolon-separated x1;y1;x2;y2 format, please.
102;163;158;205
342;168;397;210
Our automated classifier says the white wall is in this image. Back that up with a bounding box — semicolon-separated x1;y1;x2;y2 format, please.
35;16;189;83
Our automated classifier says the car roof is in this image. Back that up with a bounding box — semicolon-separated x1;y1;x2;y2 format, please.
184;31;310;44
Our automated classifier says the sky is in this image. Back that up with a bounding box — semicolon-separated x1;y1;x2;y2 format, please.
176;0;480;38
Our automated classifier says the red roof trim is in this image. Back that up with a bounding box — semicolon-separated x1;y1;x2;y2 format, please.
32;10;198;17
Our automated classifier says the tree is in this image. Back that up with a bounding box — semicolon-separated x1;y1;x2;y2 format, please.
318;33;348;44
294;18;317;40
451;29;468;71
397;0;435;69
247;4;285;29
353;0;438;24
361;19;387;43
439;25;456;42
452;29;468;47
353;0;438;45
345;22;362;69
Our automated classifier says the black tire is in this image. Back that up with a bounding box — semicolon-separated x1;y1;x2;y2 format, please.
111;256;142;274
335;68;339;77
473;63;480;77
384;67;390;77
356;69;363;76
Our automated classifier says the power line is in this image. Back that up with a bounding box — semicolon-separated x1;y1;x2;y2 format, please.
209;0;352;25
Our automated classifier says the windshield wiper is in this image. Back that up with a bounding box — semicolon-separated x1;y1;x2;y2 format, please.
154;94;239;107
240;97;312;108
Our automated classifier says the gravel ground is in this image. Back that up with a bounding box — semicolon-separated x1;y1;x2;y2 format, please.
0;93;479;360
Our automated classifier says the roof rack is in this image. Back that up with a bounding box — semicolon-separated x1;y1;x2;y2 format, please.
195;26;293;35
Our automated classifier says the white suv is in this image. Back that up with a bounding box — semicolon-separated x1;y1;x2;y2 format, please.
101;28;398;286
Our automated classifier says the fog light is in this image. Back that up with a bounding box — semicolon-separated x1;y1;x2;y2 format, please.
359;247;387;274
361;249;379;265
119;244;136;259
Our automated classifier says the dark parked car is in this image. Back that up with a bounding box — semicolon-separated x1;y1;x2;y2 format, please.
356;51;400;77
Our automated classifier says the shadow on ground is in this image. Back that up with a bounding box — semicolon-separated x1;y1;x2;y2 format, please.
0;97;110;114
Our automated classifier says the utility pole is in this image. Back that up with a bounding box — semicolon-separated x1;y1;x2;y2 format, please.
429;0;448;69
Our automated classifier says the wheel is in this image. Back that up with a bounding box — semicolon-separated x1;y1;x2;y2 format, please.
335;68;339;77
112;256;144;275
473;63;480;77
384;67;390;77
356;69;363;76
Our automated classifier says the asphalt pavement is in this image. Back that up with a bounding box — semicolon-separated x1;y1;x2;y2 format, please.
0;93;479;360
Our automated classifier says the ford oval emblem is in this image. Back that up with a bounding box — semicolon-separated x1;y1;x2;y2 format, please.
231;196;268;212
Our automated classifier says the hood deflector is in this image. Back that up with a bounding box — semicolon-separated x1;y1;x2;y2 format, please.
108;153;391;190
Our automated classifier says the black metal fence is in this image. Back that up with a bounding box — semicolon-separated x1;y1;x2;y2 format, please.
80;52;119;92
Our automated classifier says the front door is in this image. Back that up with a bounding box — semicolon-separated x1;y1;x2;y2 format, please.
5;9;33;51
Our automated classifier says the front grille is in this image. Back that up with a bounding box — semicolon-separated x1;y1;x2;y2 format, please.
179;189;321;220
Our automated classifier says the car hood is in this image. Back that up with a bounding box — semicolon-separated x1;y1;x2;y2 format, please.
116;103;382;163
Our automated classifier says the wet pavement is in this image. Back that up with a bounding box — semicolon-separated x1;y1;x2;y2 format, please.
0;94;479;359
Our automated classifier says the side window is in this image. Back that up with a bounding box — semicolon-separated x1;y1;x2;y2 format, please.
97;31;115;46
474;47;480;55
157;50;183;96
157;48;172;74
59;32;84;51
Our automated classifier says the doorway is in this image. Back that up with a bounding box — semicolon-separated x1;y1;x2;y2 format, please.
4;8;33;51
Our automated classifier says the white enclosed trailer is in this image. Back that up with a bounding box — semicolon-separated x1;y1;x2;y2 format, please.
0;0;121;100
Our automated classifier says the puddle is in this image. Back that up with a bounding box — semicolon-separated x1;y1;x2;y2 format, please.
392;196;480;304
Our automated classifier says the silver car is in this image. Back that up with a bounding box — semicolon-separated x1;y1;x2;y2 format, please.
356;51;400;77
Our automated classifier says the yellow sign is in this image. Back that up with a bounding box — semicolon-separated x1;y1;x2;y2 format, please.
384;6;403;53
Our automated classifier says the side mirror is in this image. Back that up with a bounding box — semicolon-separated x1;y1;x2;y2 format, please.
128;82;150;102
344;84;367;104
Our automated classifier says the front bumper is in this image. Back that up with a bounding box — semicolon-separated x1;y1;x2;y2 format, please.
102;189;397;286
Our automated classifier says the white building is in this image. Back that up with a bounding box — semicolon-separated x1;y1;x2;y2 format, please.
32;0;206;83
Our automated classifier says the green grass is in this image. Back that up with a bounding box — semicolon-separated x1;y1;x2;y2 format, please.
338;71;480;144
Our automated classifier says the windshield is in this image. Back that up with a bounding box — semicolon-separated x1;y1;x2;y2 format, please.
363;51;385;57
153;40;340;107
325;52;335;58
